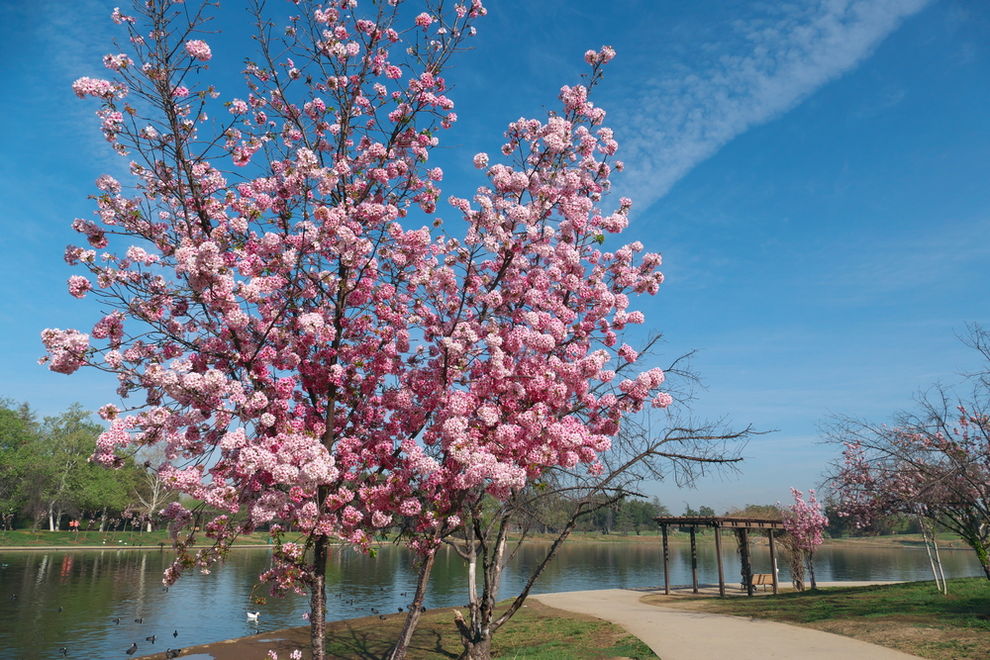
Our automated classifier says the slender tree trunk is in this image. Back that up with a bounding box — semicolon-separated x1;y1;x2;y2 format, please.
99;507;107;532
48;503;55;531
805;551;817;590
919;516;940;590
918;514;946;593
309;535;329;660
389;546;438;660
931;533;947;593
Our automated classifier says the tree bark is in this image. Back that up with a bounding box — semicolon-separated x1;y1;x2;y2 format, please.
389;546;438;660
309;534;329;660
456;634;490;660
806;551;817;590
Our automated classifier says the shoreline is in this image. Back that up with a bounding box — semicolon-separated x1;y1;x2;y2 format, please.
0;534;973;552
134;582;917;660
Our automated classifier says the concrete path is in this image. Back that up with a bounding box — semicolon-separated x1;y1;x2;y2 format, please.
533;587;920;659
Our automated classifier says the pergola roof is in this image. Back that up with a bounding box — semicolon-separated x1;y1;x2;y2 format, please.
653;516;786;530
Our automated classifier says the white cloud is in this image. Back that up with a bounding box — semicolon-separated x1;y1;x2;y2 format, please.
614;0;931;209
19;0;125;172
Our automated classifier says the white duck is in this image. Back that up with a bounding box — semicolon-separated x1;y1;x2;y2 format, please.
246;611;260;622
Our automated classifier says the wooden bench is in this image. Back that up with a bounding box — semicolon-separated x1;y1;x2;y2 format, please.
751;573;774;591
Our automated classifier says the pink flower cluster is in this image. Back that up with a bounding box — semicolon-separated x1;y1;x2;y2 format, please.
184;40;212;61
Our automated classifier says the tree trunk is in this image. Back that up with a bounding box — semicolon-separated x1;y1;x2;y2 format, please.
309;535;329;660
918;514;943;592
389;546;438;660
931;532;947;593
99;507;107;532
806;551;817;590
456;635;490;660
48;503;56;531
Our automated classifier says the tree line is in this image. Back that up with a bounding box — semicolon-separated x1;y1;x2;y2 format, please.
0;401;176;532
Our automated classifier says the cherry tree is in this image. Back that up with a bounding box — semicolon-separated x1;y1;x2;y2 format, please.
42;2;674;658
828;327;990;585
830;408;990;582
780;488;827;590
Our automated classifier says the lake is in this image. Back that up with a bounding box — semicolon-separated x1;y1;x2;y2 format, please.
0;538;982;659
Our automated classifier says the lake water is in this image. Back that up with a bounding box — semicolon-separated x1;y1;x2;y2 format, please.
0;538;982;659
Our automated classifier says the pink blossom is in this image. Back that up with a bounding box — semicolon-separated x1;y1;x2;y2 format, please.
67;275;92;298
71;77;122;99
414;13;434;28
185;39;212;61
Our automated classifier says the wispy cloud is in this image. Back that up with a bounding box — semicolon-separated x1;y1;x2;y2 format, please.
12;0;124;173
614;0;931;209
823;215;990;303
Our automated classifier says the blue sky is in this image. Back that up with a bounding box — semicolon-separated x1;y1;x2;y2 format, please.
1;0;987;512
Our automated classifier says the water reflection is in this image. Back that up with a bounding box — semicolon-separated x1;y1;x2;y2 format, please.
0;539;981;659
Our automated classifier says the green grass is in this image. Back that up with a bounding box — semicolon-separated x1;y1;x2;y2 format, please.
486;604;655;659
0;529;274;548
650;578;990;659
688;578;990;626
320;601;656;659
166;600;657;660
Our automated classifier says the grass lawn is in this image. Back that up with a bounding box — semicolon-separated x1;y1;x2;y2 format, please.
645;578;990;660
142;600;657;659
0;529;274;548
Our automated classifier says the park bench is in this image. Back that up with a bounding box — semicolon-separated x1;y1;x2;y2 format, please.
750;573;774;591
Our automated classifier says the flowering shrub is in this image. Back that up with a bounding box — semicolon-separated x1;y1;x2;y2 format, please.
781;488;827;590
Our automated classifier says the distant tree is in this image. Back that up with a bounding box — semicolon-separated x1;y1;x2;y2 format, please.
74;457;138;529
35;405;107;530
618;498;661;535
132;446;179;532
678;504;698;532
726;503;782;520
0;402;38;529
827;326;990;581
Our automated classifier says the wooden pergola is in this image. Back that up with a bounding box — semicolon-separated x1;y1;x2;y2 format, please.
654;516;785;597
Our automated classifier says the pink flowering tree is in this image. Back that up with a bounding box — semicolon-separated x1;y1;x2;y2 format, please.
780;488;827;590
829;410;990;582
41;2;680;658
827;327;990;586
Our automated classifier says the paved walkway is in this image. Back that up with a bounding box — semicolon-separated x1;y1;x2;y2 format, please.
533;586;919;659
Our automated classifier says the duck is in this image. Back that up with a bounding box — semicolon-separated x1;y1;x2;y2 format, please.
246;611;260;621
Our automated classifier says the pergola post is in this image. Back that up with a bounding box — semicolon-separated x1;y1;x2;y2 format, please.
653;516;784;600
738;528;754;596
714;525;725;597
690;526;699;594
661;523;670;595
768;529;779;595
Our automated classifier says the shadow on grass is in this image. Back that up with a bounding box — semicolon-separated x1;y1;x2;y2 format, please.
325;619;459;659
683;578;990;628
